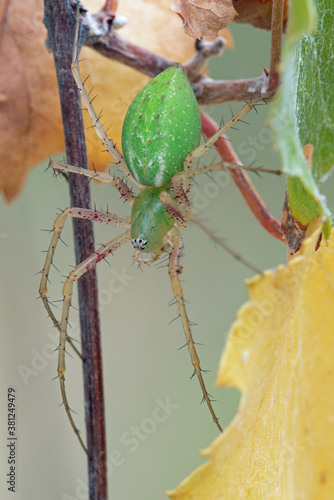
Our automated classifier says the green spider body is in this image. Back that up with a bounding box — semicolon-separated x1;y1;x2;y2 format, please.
40;39;252;447
121;66;201;252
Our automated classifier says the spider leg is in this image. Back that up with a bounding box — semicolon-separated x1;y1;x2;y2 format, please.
167;226;223;432
160;192;261;274
71;8;140;185
171;160;282;202
40;207;131;325
50;160;136;205
57;230;131;453
172;96;269;200
177;161;282;184
184;96;266;168
39;206;131;452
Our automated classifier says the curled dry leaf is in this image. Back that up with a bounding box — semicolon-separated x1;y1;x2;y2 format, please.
0;0;63;203
0;0;197;202
168;220;334;499
233;0;288;31
171;0;237;38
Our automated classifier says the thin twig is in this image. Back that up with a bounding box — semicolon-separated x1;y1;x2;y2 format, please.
85;25;269;104
80;1;278;104
43;1;107;499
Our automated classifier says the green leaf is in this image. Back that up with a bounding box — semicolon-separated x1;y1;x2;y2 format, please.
287;0;316;47
271;0;334;239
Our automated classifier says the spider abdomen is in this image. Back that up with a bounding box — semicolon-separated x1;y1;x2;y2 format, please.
122;66;201;188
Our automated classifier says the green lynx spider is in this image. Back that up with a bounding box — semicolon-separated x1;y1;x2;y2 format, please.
39;17;269;453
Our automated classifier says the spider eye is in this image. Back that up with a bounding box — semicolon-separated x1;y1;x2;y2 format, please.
131;238;148;250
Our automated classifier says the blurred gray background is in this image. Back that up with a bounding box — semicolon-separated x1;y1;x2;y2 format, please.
1;12;333;500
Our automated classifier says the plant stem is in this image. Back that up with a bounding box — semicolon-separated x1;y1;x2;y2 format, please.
267;0;285;92
85;20;268;104
43;1;107;499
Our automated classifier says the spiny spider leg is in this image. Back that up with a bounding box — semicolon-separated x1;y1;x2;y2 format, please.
71;9;140;185
58;230;131;442
134;227;222;432
43;161;134;346
159;192;261;274
60;230;131;453
39;206;131;453
171;160;282;198
50;160;137;204
39;206;131;332
180;161;283;177
167;227;223;432
172;95;268;202
39;206;131;319
186;96;267;164
39;206;131;333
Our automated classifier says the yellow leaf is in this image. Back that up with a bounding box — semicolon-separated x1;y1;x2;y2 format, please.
168;221;334;499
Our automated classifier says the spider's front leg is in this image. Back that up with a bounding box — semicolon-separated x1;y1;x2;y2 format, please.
167;227;223;432
133;227;222;432
39;206;131;452
39;207;131;325
58;230;131;453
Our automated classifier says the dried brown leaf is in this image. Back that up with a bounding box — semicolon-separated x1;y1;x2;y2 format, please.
0;0;63;202
233;0;288;31
0;0;197;202
171;0;237;39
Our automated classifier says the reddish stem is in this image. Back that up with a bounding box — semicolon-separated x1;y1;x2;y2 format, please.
200;110;285;242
